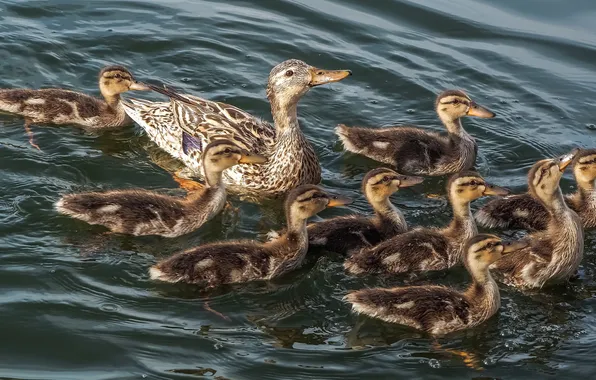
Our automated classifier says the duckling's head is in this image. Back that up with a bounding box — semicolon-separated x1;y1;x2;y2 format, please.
284;184;352;225
464;234;528;273
362;168;424;204
202;139;267;174
572;148;596;188
448;171;509;204
528;151;576;203
266;59;351;106
435;90;495;122
98;65;150;97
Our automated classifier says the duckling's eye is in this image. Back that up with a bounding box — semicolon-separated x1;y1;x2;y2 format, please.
223;148;232;154
114;74;122;79
285;70;294;77
469;180;477;186
452;98;459;104
383;176;390;182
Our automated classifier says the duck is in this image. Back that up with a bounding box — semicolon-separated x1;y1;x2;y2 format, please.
55;139;266;238
344;171;509;275
0;65;150;149
122;59;352;197
489;152;584;289
149;184;352;287
302;167;423;255
335;90;495;176
476;148;596;231
344;234;528;335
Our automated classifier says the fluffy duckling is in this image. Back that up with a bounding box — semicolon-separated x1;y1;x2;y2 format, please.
489;153;584;289
305;168;423;255
476;148;596;230
345;234;528;335
345;171;509;275
0;65;150;148
55;140;266;238
149;185;351;287
336;90;495;176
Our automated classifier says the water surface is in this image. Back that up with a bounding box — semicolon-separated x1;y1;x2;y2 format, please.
1;0;596;378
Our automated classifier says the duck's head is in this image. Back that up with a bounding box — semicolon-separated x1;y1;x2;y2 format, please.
464;234;528;273
285;184;352;224
362;167;424;204
435;90;495;122
202;139;267;174
572;148;596;188
266;59;351;105
528;150;576;203
448;171;510;204
98;65;150;97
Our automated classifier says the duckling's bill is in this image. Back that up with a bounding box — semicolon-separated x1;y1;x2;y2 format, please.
466;102;496;118
482;183;510;196
558;149;577;171
397;175;424;187
129;81;151;91
502;239;529;253
327;195;352;207
309;67;352;86
238;151;268;164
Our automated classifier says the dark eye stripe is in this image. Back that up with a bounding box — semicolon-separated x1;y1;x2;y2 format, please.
579;158;596;165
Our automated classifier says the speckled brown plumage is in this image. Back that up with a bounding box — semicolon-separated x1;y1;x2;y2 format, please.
336;90;496;176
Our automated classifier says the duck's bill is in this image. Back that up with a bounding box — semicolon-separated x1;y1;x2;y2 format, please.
129;81;152;91
397;175;425;187
466;102;496;118
327;195;353;207
238;152;268;164
558;149;578;171
483;184;510;196
309;68;352;86
502;239;529;254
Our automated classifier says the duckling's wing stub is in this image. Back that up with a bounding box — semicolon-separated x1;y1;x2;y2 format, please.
475;194;548;231
346;286;470;332
307;217;381;254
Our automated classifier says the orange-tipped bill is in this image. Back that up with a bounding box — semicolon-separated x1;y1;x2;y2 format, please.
238;151;268;164
309;67;352;87
327;195;352;207
558;150;577;171
467;102;496;118
483;183;510;196
397;175;424;188
129;81;151;91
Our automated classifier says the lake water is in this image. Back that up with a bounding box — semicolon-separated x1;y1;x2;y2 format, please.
1;0;596;378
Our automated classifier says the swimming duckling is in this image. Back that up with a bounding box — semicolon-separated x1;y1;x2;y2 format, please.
149;185;351;287
344;171;509;275
476;148;596;230
489;152;584;289
336;90;495;176
304;168;423;255
55;139;266;238
0;65;150;149
345;234;528;335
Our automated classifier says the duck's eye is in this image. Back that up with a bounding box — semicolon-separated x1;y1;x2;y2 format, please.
285;70;294;77
114;74;122;79
223;148;232;154
453;98;459;104
383;176;390;182
469;180;477;186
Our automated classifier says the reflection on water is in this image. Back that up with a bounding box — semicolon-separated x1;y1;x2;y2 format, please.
1;0;596;379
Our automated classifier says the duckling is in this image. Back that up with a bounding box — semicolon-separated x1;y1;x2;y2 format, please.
336;90;495;176
345;234;528;335
55;139;266;238
489;152;584;289
476;148;596;230
304;168;424;255
344;171;509;275
0;65;150;149
149;185;351;287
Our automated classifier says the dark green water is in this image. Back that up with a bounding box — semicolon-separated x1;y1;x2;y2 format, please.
1;0;596;378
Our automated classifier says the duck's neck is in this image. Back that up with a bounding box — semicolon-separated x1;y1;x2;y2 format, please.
438;113;468;138
370;198;407;233
270;97;299;132
542;189;570;217
203;167;223;189
577;179;596;205
447;199;477;235
464;266;500;314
